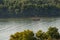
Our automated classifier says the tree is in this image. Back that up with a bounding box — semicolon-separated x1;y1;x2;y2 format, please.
0;0;60;17
47;36;52;40
36;30;48;40
46;27;60;39
10;30;37;40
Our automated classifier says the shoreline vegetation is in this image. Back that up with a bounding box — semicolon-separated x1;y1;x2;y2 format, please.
0;0;60;18
10;27;60;40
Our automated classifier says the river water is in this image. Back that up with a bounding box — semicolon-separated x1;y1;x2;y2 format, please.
0;17;60;40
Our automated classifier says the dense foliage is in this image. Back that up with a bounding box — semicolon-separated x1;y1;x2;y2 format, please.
0;0;60;18
10;27;60;40
10;30;36;40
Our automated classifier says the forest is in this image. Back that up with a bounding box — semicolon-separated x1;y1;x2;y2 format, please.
0;0;60;18
10;27;60;40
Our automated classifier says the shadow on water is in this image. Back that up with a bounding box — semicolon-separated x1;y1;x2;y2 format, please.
40;17;57;22
0;19;8;22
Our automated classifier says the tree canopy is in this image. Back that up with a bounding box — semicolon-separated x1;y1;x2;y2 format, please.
10;30;36;40
9;27;60;40
46;27;60;39
0;0;60;18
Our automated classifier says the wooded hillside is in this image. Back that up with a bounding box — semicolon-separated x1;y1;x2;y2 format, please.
0;0;60;18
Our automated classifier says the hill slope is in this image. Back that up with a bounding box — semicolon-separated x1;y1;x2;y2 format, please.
0;0;60;18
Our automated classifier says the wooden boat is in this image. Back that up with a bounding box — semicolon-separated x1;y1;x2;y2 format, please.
31;17;40;21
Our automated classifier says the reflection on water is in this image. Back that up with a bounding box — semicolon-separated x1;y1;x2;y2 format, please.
0;17;60;40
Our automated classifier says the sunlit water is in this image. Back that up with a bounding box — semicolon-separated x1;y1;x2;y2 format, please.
0;17;60;40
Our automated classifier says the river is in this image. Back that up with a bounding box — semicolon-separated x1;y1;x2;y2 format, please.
0;17;60;40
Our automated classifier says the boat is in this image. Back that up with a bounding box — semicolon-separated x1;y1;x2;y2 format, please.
31;17;40;21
